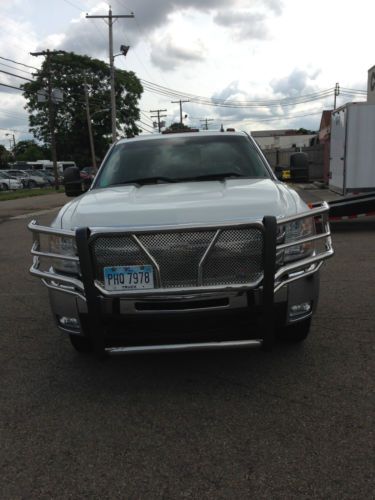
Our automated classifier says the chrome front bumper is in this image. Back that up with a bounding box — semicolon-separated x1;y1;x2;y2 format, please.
28;202;334;351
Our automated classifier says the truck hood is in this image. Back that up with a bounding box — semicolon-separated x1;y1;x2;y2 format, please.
56;179;306;230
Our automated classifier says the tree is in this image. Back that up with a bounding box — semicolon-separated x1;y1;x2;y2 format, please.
165;122;193;132
297;127;316;135
22;51;143;166
12;140;49;162
0;145;10;168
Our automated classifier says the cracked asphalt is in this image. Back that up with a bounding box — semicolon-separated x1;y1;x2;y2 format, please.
0;192;374;499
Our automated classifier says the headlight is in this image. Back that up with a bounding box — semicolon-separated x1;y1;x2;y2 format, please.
49;235;79;274
283;217;315;263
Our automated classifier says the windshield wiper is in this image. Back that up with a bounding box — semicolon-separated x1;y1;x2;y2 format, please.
107;172;248;187
179;172;246;182
108;176;176;186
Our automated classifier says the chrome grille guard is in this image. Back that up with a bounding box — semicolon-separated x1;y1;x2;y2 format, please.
28;201;333;300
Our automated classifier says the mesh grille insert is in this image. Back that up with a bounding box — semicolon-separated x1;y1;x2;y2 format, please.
90;227;264;289
203;228;263;285
138;231;215;288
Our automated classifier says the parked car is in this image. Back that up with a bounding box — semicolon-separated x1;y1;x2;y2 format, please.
0;171;23;190
29;131;334;356
33;170;57;186
3;170;30;188
5;170;48;188
80;166;97;179
79;166;97;190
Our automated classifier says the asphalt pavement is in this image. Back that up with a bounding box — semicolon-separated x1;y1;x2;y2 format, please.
0;191;374;499
0;191;67;222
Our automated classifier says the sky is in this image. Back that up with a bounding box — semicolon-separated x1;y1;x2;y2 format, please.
0;0;373;147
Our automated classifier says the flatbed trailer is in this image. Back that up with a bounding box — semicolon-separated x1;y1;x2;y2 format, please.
328;191;375;221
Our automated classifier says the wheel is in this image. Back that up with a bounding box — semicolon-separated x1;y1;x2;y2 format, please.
277;318;311;342
29;180;37;188
0;183;8;191
69;334;93;353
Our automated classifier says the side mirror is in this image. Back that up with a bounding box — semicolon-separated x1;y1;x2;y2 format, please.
63;167;82;197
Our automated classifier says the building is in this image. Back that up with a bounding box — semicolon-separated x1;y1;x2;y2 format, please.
251;129;317;150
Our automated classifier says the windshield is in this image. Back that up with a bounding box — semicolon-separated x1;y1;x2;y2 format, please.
94;134;271;188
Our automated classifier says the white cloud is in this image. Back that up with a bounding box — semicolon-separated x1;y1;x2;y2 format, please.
1;0;375;137
214;11;269;40
270;68;320;97
150;36;206;71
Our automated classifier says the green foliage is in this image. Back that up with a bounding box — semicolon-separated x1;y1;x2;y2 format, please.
297;127;316;135
0;186;63;202
22;51;143;166
0;145;10;168
13;140;49;162
166;122;193;132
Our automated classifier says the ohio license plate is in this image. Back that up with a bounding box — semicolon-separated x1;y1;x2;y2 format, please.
103;265;154;291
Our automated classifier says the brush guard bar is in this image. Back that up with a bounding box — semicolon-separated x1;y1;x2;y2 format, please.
28;201;333;353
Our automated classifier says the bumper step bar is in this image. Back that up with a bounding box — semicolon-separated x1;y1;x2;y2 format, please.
105;339;263;355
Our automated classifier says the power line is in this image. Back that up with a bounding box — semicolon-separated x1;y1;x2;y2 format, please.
137;119;156;133
0;69;33;82
61;0;84;11
140;110;154;124
144;84;334;108
0;82;23;91
0;55;38;71
341;87;366;93
0;61;34;76
142;78;335;107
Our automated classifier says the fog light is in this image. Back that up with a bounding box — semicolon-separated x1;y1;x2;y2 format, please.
58;316;80;329
289;302;311;318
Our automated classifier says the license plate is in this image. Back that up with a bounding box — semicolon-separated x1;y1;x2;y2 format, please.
103;265;154;291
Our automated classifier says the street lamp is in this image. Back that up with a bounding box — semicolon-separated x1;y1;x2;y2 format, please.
114;45;130;58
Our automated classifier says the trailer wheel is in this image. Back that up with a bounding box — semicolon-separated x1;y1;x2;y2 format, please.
277;318;311;342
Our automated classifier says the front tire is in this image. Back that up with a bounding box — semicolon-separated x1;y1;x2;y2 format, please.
29;180;37;188
0;183;8;191
277;318;311;342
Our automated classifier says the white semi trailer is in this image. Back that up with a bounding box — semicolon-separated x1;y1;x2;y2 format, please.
330;102;375;195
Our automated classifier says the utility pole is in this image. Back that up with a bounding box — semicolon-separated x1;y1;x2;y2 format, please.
334;82;340;109
200;118;214;130
86;8;134;143
30;49;65;190
171;99;189;124
150;109;167;132
5;133;16;148
83;76;97;170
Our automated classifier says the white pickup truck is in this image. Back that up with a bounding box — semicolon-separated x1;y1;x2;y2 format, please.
29;131;333;357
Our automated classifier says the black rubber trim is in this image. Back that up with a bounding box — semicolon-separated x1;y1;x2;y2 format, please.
262;216;277;349
75;227;105;357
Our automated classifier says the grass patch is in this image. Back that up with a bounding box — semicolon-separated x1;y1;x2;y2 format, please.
0;187;64;201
